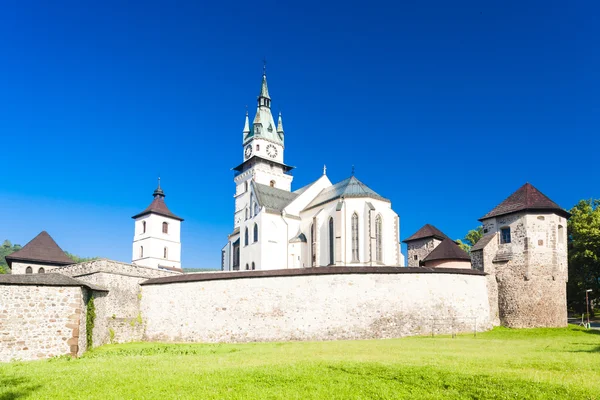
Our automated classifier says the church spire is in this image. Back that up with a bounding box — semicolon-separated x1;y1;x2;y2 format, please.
277;112;284;134
243;110;250;136
153;177;165;198
258;61;271;108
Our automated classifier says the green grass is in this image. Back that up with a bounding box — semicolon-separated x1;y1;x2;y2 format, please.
1;326;598;399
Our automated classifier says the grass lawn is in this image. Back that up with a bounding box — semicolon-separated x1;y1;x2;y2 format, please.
1;326;598;399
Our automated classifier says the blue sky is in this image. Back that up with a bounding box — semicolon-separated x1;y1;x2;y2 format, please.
0;1;597;268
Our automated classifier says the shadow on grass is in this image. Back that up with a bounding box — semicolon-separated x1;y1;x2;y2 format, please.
0;376;41;400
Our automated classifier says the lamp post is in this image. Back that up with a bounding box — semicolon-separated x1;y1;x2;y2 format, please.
586;289;593;329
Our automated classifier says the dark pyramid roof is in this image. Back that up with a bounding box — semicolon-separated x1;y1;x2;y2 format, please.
304;176;389;210
402;224;449;243
422;238;471;263
132;182;183;221
5;231;73;268
479;183;570;221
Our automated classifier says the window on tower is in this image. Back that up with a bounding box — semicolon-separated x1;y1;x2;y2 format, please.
140;246;144;258
254;223;259;242
270;180;275;187
500;227;511;244
142;221;146;234
163;247;168;259
244;228;249;246
256;144;260;151
162;222;168;234
252;262;255;270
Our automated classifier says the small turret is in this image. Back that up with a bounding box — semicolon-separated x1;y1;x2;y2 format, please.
277;112;284;142
243;110;251;141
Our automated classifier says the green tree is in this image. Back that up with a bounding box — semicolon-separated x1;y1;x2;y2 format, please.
567;199;600;316
64;251;97;264
456;226;483;253
0;240;23;274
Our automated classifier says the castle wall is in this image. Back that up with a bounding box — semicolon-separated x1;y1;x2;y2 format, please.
51;259;177;345
10;261;70;275
423;259;472;269
140;268;491;343
0;285;87;362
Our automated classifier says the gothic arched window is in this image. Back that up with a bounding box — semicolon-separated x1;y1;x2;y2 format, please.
162;222;168;234
311;222;316;267
38;267;45;274
252;262;255;270
328;217;334;265
352;213;359;262
244;228;249;246
245;263;249;270
26;266;32;274
375;214;383;262
142;221;146;234
254;223;259;242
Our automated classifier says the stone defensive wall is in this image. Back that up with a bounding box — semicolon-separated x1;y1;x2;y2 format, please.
50;259;179;346
140;267;492;343
0;274;107;363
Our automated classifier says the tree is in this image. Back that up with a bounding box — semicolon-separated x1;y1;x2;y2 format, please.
456;226;483;253
567;199;600;316
64;251;97;264
0;240;22;274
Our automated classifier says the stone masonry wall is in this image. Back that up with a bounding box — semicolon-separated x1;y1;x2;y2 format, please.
141;271;491;343
0;286;85;362
406;238;441;267
51;259;177;346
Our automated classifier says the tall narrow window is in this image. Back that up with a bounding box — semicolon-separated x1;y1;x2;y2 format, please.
500;227;511;244
254;223;259;242
233;243;240;270
140;246;144;258
245;207;249;220
26;266;32;274
352;213;359;261
328;217;334;265
311;220;316;267
162;222;168;234
252;262;255;270
38;267;45;274
244;181;248;192
245;263;249;270
558;225;564;244
375;215;383;262
244;228;249;246
163;247;168;259
142;221;146;234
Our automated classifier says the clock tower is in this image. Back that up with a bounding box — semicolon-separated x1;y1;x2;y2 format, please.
231;69;294;229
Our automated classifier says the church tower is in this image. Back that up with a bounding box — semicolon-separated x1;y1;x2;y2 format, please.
231;68;294;229
132;179;183;271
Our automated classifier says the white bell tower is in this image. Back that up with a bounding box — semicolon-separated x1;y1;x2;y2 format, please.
132;179;183;271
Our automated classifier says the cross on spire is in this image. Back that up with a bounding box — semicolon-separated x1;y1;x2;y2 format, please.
263;57;267;75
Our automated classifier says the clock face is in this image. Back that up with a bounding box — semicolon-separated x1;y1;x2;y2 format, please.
244;144;252;159
266;144;278;158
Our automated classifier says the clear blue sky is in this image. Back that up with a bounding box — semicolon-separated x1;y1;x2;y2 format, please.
0;1;597;268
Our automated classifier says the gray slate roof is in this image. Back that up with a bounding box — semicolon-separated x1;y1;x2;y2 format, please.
254;183;299;212
0;273;108;291
403;224;449;243
304;176;389;210
471;233;497;252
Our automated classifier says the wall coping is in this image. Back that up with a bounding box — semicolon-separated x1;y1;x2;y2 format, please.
141;266;486;286
0;273;108;291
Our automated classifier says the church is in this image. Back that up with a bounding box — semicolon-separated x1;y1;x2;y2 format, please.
221;71;405;271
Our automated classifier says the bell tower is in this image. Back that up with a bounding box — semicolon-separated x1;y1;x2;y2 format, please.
231;68;294;228
132;179;183;271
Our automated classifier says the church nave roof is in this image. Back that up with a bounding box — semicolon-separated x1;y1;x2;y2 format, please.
304;176;389;211
254;182;299;213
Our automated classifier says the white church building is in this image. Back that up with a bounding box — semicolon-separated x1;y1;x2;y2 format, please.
222;71;405;271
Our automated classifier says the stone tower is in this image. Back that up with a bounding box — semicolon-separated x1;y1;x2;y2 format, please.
403;224;449;267
470;183;569;327
132;179;183;271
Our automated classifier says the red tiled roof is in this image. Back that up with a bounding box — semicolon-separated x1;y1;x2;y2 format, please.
402;224;449;243
132;196;183;221
422;238;471;263
5;231;73;268
479;183;570;221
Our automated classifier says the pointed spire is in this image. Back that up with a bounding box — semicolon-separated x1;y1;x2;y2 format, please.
277;112;284;133
258;60;271;108
153;177;165;198
243;110;250;134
